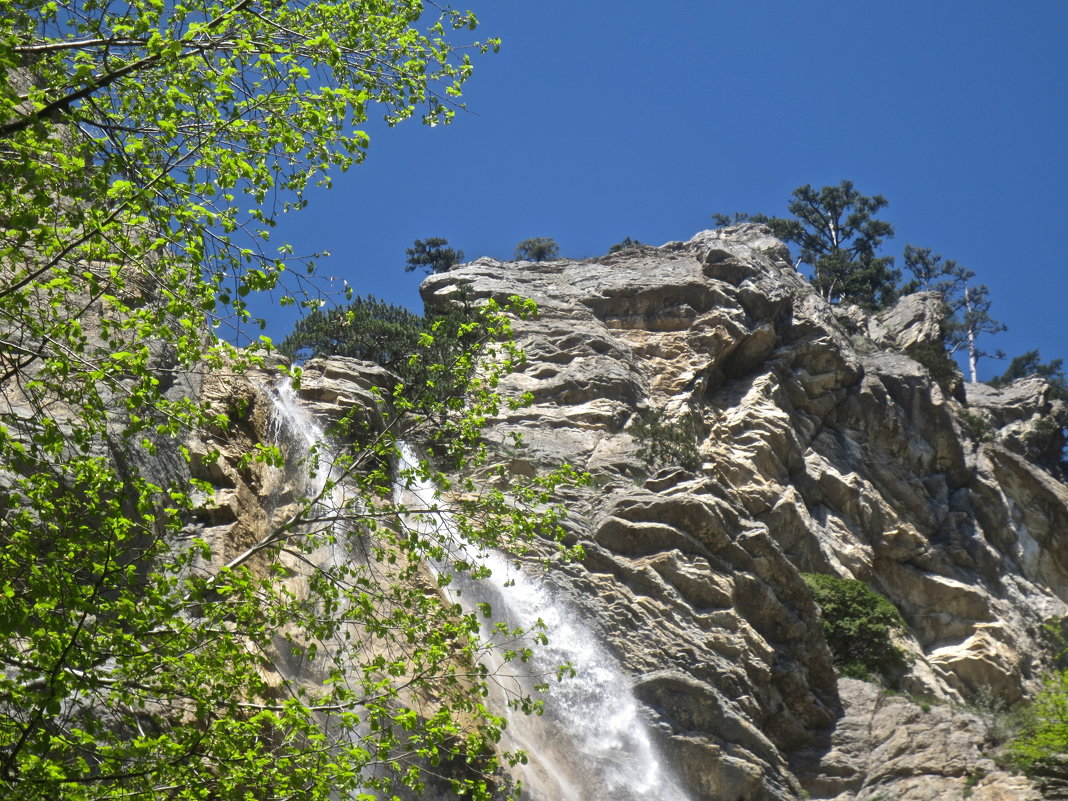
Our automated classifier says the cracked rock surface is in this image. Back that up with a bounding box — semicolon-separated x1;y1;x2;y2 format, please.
416;224;1068;800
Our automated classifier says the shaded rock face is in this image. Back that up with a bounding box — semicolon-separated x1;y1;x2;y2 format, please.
413;224;1068;800
795;679;1042;801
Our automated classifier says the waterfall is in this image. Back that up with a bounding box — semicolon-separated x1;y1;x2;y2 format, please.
265;381;692;800
267;381;382;799
268;380;366;568
394;442;693;801
269;379;334;502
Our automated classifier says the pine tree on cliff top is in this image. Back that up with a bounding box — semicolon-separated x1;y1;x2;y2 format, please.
714;182;899;310
902;245;1005;382
772;181;900;311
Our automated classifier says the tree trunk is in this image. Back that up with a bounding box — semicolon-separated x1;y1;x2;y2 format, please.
965;287;979;382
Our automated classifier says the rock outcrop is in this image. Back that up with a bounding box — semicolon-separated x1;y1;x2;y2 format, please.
408;224;1067;800
191;224;1067;800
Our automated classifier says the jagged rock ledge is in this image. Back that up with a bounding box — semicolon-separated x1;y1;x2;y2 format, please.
192;224;1067;800
420;224;1068;800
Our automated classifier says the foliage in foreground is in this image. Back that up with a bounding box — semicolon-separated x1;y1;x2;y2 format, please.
1008;670;1068;773
0;2;586;799
802;573;909;680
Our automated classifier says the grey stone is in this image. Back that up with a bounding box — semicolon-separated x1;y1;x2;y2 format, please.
410;227;1066;799
175;225;1068;801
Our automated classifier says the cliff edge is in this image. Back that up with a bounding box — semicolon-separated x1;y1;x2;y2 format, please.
411;223;1068;800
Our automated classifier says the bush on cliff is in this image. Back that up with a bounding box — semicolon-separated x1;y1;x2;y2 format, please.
629;408;703;471
1008;670;1068;773
802;573;909;680
514;237;560;262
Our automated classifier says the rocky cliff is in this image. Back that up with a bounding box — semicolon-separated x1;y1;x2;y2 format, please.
423;224;1066;800
198;224;1068;800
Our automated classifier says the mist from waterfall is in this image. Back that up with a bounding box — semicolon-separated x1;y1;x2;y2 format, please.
394;442;693;801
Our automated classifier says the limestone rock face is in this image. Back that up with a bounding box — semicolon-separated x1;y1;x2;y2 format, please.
966;378;1068;468
796;679;1042;801
412;223;1068;800
868;291;946;354
181;356;398;585
190;225;1065;800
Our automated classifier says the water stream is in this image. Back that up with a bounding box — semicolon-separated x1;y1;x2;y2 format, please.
267;384;691;800
394;443;692;801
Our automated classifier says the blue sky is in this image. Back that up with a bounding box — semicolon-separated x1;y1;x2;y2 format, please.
266;0;1067;381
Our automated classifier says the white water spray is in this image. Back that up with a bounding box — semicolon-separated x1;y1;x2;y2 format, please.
266;384;691;800
394;442;693;801
268;381;358;567
269;380;331;499
268;382;382;799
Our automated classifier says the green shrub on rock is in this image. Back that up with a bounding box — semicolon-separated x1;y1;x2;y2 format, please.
514;237;560;262
629;408;703;471
802;573;909;680
909;341;961;394
1007;670;1068;773
959;409;996;443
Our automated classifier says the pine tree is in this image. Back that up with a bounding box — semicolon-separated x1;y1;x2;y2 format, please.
770;181;899;311
404;237;465;274
951;283;1005;383
279;295;426;368
514;237;560;262
901;245;1005;382
902;246;1006;382
901;244;969;295
279;293;483;403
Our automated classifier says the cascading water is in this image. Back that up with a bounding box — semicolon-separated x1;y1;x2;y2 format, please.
268;381;360;594
266;382;692;800
267;382;384;799
394;442;693;801
269;379;338;506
